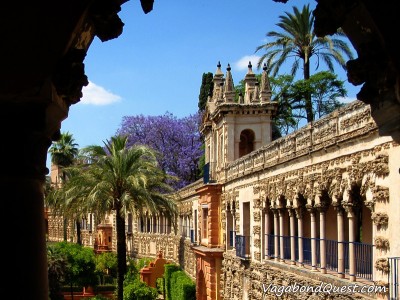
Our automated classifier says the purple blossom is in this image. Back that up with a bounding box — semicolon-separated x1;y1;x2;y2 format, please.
116;111;204;190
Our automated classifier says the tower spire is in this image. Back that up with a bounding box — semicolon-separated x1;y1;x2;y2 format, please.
213;61;225;102
244;61;257;103
223;64;235;102
260;63;272;102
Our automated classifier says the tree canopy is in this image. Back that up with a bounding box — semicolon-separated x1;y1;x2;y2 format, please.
255;4;354;122
116;112;204;189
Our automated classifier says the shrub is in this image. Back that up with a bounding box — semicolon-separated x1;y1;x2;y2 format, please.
164;264;195;300
123;278;158;300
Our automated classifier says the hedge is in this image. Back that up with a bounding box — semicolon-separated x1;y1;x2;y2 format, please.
164;264;195;300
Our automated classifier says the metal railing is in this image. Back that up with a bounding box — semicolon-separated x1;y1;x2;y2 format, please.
203;162;216;184
388;257;400;300
266;233;276;258
229;230;235;248
235;235;251;259
264;234;373;280
354;241;373;280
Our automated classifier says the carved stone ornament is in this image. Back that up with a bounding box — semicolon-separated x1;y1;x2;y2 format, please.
373;186;390;202
253;211;261;222
371;212;389;228
375;258;390;274
374;236;390;250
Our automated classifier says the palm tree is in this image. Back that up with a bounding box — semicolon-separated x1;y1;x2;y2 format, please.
255;4;354;122
56;135;178;300
48;131;79;241
49;131;79;183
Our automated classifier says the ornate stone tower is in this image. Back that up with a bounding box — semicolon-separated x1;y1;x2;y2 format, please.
201;61;278;182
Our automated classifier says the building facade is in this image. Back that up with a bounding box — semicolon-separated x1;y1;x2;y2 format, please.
48;63;400;299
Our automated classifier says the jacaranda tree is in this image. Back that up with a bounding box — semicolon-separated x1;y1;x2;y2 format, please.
117;112;204;189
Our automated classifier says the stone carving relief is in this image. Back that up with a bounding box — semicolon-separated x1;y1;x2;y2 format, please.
374;236;390;250
375;258;390;274
372;212;389;229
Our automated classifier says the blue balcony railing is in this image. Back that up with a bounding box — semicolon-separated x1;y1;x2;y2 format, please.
235;235;251;259
264;234;373;281
229;230;235;248
190;229;195;243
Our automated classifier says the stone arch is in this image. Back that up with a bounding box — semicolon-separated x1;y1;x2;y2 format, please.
239;129;255;157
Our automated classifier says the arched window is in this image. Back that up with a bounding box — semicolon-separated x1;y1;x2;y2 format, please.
239;129;255;157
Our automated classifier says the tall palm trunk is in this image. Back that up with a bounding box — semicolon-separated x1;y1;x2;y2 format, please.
115;208;127;300
75;220;82;245
303;59;314;122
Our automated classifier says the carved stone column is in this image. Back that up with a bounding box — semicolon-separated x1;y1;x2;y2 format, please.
263;206;271;260
295;207;304;267
307;205;318;271
272;209;279;261
344;204;357;282
289;209;296;265
334;205;345;278
316;203;329;274
278;209;285;262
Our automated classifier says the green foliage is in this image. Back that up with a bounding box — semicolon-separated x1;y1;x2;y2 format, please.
49;241;98;288
124;257;153;284
198;72;214;112
255;4;353;123
47;244;68;300
88;296;110;300
53;136;178;300
96;252;118;283
164;264;179;300
170;270;196;300
48;131;79;169
122;258;158;300
123;279;158;300
156;277;164;295
164;264;195;300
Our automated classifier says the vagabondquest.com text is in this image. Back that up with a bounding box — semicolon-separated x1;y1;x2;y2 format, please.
262;282;387;297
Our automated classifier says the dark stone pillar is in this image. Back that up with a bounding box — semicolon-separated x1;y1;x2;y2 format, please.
0;101;64;299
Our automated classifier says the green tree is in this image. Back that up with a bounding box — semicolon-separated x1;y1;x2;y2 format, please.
95;252;118;284
47;244;68;300
198;72;214;112
49;242;98;297
255;4;354;122
58;135;178;300
48;131;80;242
49;131;79;181
271;71;347;134
269;75;298;135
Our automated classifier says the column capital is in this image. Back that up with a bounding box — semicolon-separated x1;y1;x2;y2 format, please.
295;207;305;219
305;203;315;213
314;202;329;213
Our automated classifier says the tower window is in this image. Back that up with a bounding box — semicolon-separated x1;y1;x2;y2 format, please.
239;129;255;157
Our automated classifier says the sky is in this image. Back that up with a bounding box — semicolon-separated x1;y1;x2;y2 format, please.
48;0;360;168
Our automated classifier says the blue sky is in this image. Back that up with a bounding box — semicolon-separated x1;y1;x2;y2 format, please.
50;0;359;168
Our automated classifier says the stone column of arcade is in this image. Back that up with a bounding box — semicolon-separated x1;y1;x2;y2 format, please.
0;97;66;298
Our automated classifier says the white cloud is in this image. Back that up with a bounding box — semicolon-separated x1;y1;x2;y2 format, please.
234;55;261;71
80;81;121;105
